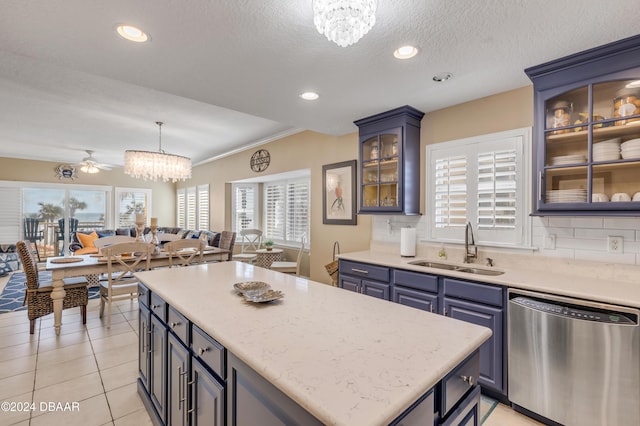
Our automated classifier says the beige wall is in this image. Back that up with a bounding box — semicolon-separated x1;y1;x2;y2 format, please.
0;157;176;225
186;130;372;283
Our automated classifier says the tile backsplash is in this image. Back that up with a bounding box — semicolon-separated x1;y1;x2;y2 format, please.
371;215;640;265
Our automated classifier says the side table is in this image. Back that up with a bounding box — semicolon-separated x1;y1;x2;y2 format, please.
255;248;283;269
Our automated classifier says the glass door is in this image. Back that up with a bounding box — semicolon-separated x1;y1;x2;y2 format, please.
360;130;400;211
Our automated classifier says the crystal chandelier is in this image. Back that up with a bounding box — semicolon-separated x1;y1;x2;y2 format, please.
313;0;377;47
124;122;192;183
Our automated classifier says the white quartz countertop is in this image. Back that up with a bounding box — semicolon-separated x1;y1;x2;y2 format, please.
338;250;640;308
135;261;491;426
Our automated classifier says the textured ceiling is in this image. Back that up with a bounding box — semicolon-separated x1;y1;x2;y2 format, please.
0;0;637;168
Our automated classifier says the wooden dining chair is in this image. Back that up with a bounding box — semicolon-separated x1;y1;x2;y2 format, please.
93;235;136;253
218;231;236;261
165;239;205;267
100;241;153;328
16;240;89;334
271;236;306;276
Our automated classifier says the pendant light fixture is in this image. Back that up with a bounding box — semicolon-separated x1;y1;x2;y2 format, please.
124;122;192;182
313;0;377;47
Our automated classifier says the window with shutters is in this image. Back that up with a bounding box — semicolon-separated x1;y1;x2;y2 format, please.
427;128;531;247
176;184;209;230
231;184;258;232
264;178;309;246
115;188;152;228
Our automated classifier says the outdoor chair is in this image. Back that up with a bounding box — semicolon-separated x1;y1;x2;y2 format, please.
271;236;306;276
56;217;79;255
232;228;262;263
16;240;89;334
100;241;153;328
23;218;43;262
165;239;205;267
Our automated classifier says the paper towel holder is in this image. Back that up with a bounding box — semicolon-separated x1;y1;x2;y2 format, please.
400;226;417;257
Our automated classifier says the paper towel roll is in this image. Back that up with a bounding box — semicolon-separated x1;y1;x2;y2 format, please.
400;227;416;257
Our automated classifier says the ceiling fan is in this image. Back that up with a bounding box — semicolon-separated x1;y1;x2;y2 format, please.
75;150;113;173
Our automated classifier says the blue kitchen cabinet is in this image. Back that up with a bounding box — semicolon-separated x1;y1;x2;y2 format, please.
392;269;439;313
526;34;640;215
355;105;424;215
339;259;391;300
443;278;505;395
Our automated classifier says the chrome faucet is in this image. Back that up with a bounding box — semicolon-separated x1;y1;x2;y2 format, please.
464;222;477;263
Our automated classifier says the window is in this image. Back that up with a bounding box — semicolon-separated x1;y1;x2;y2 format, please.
115;187;151;228
176;184;209;229
427;128;531;247
264;178;309;245
232;184;258;232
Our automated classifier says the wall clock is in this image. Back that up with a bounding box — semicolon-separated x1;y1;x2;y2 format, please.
250;149;270;172
55;164;78;180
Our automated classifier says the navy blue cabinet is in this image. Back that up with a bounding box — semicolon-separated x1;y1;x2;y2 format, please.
526;35;640;215
339;260;391;300
355;106;424;215
150;309;167;423
167;333;190;426
392;269;439;313
443;278;504;395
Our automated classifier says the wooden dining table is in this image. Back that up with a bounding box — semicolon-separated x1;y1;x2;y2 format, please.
45;246;230;335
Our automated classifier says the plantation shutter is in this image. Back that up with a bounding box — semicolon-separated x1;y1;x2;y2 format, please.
116;189;150;228
286;180;309;244
186;187;196;230
434;155;468;229
176;189;186;228
477;149;517;230
264;183;286;242
0;186;22;244
197;184;209;230
234;185;256;231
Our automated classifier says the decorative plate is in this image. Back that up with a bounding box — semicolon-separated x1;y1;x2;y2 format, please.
244;289;284;303
233;281;271;294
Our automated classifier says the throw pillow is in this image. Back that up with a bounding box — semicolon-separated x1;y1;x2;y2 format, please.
77;231;99;249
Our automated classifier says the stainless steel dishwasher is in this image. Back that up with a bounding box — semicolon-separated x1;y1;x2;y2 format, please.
508;289;640;426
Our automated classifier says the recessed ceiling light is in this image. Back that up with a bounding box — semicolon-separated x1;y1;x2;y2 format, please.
300;92;319;101
394;45;419;59
116;24;150;43
433;72;453;82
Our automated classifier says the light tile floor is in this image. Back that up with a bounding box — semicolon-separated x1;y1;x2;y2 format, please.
0;273;543;426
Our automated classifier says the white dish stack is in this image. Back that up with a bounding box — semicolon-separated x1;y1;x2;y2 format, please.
546;189;588;203
550;154;586;166
593;138;621;161
621;138;640;159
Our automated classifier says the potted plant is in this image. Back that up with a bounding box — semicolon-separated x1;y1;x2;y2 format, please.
264;239;274;251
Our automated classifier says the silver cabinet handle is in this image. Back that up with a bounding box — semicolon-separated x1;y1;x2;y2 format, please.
198;347;209;356
461;375;474;386
152;304;160;309
538;171;543;202
351;268;369;274
170;321;180;329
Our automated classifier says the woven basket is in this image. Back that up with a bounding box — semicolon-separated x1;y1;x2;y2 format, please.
324;241;340;286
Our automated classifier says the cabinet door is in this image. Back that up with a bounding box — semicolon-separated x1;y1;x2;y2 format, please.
444;298;503;393
439;385;480;426
191;357;224;426
393;286;439;313
227;353;323;426
150;314;167;423
138;304;151;393
362;279;390;300
168;333;190;426
339;276;361;293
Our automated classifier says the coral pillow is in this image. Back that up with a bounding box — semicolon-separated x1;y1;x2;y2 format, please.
77;231;99;248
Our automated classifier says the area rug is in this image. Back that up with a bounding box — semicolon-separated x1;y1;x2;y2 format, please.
0;272;99;314
480;394;499;424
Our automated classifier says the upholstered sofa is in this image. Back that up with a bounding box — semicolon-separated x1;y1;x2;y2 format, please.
0;244;19;276
68;227;222;255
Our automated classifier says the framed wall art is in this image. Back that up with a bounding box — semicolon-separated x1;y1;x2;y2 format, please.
322;160;357;225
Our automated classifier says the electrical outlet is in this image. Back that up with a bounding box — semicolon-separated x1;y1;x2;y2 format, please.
545;234;556;249
608;236;623;253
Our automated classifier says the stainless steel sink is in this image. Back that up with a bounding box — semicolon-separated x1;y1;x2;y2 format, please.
407;260;504;276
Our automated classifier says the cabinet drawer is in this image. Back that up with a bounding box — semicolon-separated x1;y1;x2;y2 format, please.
138;283;149;308
441;351;479;417
393;269;438;293
167;306;189;345
192;324;225;380
149;293;167;322
442;278;503;307
439;385;480;426
339;260;390;282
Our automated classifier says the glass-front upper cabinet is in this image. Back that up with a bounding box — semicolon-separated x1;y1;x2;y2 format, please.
355;106;424;214
527;35;640;215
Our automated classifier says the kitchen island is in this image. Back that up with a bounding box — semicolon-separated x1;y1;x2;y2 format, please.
135;261;491;425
